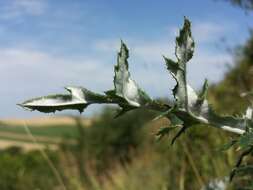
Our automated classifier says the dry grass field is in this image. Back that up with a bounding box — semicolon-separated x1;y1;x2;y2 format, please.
0;116;92;150
1;116;92;127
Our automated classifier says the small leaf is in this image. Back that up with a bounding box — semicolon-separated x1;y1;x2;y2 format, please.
238;132;253;149
196;79;208;106
190;80;209;115
163;56;180;75
175;17;194;63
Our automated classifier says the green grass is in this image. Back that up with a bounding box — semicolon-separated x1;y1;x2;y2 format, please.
0;135;58;145
0;124;80;139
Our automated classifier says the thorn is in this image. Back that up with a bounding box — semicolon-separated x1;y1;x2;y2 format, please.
114;110;124;118
171;126;187;145
17;103;24;108
229;146;253;182
229;169;236;182
78;108;84;114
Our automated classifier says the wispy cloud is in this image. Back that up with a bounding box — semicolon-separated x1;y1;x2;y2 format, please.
0;0;46;20
192;22;226;43
94;20;233;58
0;48;114;100
169;20;236;44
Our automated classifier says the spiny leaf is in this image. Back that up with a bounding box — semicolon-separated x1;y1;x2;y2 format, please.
206;108;246;132
163;56;180;75
164;17;194;110
114;41;151;107
19;87;109;113
174;17;194;109
238;132;253;149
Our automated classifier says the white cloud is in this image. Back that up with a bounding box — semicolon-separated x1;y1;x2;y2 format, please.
94;39;120;52
0;49;50;65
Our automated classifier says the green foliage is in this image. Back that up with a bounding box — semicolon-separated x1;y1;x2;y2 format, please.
208;31;253;185
0;147;60;190
0;124;79;139
58;109;241;190
0;114;239;190
66;107;156;173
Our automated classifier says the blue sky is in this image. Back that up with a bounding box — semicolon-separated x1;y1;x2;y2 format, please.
0;0;252;119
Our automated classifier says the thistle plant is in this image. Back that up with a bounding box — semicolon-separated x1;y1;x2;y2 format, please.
19;17;253;182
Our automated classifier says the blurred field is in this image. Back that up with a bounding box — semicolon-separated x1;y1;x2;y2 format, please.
0;116;92;150
0;108;244;189
0;116;92;127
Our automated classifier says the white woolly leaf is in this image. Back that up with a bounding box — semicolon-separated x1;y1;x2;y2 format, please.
114;41;151;107
19;87;109;113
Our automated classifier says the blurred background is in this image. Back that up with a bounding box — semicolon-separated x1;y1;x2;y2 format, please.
0;0;253;189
